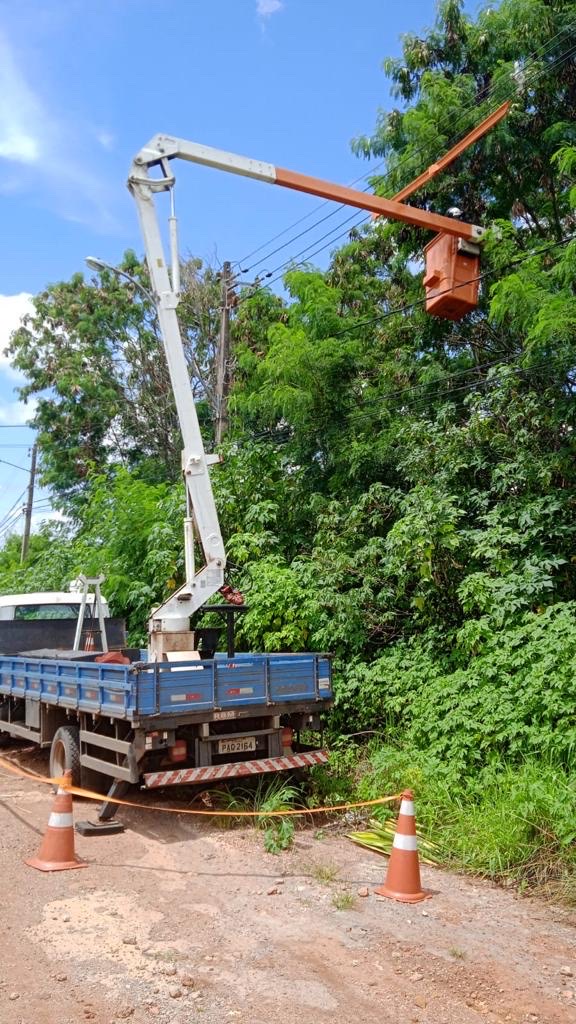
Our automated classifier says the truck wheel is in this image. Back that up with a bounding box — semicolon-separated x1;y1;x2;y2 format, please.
49;725;81;788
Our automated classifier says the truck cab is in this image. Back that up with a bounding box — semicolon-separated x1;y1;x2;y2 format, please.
0;592;110;621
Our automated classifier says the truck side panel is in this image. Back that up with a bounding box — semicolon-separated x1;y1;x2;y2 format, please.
0;653;333;721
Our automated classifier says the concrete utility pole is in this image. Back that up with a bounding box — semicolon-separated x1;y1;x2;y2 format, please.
20;442;37;563
215;261;232;445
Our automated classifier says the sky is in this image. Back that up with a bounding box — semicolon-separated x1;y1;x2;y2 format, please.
0;0;439;538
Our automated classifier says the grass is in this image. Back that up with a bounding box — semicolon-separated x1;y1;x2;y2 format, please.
332;892;356;910
311;741;576;904
449;947;466;960
311;862;339;884
205;777;301;851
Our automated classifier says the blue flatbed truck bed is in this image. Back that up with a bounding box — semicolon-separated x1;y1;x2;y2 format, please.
0;651;332;807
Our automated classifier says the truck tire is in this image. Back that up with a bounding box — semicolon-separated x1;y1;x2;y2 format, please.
49;725;81;788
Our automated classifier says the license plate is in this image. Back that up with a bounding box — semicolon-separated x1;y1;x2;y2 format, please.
218;737;256;755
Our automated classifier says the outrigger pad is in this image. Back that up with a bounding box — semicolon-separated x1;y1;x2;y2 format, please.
75;819;126;837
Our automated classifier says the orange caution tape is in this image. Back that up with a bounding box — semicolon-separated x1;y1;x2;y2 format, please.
0;753;401;818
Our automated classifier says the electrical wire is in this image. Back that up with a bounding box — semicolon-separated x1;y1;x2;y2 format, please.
240;231;576;445
0;509;25;542
262;210;365;286
235;34;576;299
364;354;574;417
330;231;576;339
0;489;27;533
0;457;31;473
250;353;574;452
236;26;576;277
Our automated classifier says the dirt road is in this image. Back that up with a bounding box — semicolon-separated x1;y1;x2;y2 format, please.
1;753;575;1024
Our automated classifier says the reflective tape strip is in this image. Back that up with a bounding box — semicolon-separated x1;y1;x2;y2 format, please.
144;750;329;787
393;833;418;851
48;812;74;828
400;799;415;816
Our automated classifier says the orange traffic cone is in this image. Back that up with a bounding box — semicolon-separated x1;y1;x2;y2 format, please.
25;770;88;872
374;789;429;903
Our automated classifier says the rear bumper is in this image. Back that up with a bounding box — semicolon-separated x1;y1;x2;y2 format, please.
143;749;329;788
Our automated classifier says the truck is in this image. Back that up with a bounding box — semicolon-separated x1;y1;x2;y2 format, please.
0;575;331;812
0;107;508;813
0;138;335;814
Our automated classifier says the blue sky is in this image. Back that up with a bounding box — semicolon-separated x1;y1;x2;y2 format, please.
0;0;439;534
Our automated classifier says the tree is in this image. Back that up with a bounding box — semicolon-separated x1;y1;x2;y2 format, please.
8;252;221;508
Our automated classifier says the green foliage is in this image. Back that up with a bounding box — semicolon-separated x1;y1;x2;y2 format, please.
0;469;183;644
263;819;295;854
4;0;576;898
331;892;356;910
332;604;576;774
348;746;576;896
206;778;298;852
8;254;220;507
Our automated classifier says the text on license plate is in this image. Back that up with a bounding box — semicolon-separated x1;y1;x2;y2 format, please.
218;737;256;755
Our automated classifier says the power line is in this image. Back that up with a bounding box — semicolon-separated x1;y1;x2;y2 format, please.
0;489;27;533
235;36;576;299
0;508;25;542
241;232;576;444
236;27;576;277
262;210;364;286
365;355;574;417
251;354;574;453
0;456;31;473
329;231;576;339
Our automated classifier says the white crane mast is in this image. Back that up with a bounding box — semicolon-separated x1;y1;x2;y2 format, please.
128;152;227;657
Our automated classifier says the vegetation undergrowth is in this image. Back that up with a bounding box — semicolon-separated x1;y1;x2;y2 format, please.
205;777;301;852
308;602;576;903
3;0;576;903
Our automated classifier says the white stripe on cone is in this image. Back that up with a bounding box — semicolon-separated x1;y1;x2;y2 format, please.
399;799;415;816
48;812;74;828
393;833;418;851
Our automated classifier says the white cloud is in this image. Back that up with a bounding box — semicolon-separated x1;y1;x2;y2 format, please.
0;30;119;231
96;130;115;151
0;293;34;371
31;507;64;529
0;35;43;165
257;0;284;17
0;398;36;425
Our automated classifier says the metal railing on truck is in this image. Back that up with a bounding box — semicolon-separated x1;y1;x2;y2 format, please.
0;652;332;721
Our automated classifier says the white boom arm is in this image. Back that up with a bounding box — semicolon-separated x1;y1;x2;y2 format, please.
127;131;487;635
128;150;226;630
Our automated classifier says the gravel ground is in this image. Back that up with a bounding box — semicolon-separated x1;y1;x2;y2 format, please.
1;749;576;1024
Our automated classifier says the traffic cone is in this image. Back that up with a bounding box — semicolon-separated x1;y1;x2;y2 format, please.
25;770;88;872
374;789;429;903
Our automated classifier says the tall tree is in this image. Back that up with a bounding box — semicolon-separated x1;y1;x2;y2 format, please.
9;252;220;508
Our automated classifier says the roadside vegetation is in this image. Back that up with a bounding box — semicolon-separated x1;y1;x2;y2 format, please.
2;0;576;899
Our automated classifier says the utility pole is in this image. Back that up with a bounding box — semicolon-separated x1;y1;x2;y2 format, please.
215;261;232;445
20;442;37;564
